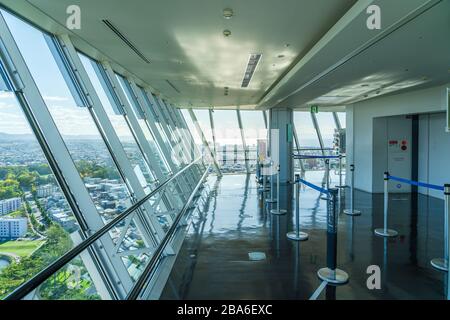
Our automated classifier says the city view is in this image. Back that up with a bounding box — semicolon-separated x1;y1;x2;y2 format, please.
0;134;155;299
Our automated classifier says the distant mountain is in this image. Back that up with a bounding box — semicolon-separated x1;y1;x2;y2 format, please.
0;132;35;141
0;132;104;141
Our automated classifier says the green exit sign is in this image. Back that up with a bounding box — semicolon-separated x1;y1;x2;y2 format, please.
311;105;319;113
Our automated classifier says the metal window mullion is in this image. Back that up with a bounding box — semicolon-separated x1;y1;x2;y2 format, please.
126;81;193;197
332;112;342;130
130;84;182;171
156;99;196;182
158;99;193;172
57;35;167;247
150;95;195;185
292;122;305;173
310;112;326;156
0;16;131;298
99;62;181;211
165;102;202;181
263;110;268;129
175;107;202;160
172;107;205;176
236;109;250;174
188;109;222;176
170;104;206;175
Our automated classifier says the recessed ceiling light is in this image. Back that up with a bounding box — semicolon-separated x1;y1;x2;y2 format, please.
223;29;231;37
278;54;285;58
223;8;233;19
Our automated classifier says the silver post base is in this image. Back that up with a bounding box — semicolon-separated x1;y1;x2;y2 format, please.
336;185;347;189
270;209;287;215
320;195;330;201
343;209;361;216
317;268;349;285
374;228;398;237
286;231;308;241
430;258;449;272
265;198;277;203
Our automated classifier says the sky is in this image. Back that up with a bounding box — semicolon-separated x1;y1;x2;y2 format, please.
0;9;345;147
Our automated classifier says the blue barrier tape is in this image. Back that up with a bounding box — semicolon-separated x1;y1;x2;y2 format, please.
299;178;330;195
387;175;444;191
293;155;340;159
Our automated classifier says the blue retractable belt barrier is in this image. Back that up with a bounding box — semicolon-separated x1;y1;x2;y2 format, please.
299;178;330;195
293;155;340;159
387;175;444;191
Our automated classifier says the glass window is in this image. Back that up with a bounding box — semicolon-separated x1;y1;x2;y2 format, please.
3;12;133;224
239;111;267;172
337;112;346;129
78;53;157;194
2;11;162;286
192;110;213;147
294;112;320;148
212;110;245;174
315;112;336;148
0;83;97;299
181;110;201;146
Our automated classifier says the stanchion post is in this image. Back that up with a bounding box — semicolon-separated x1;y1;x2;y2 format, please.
344;164;361;216
375;172;398;237
266;161;276;203
431;184;450;273
317;188;349;285
321;159;330;200
271;165;286;215
287;174;308;241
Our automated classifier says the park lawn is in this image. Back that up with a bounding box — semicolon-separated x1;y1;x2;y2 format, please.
0;240;45;258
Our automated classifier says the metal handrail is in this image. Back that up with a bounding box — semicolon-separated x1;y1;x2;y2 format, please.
4;157;204;300
126;163;211;299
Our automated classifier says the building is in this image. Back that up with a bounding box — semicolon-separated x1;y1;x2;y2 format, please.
0;197;22;216
0;218;27;239
36;184;58;198
0;0;449;303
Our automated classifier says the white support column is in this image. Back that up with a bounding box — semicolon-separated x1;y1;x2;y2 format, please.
209;109;217;157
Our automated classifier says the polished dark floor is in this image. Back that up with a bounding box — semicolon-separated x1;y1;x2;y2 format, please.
160;172;448;300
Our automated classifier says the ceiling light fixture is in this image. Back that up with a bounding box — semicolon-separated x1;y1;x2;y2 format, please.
223;8;234;19
223;29;231;37
241;53;262;88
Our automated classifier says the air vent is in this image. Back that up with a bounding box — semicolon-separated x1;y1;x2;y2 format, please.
241;53;262;88
102;19;151;64
166;80;180;94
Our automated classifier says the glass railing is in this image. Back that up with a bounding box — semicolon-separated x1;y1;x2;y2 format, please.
3;158;210;300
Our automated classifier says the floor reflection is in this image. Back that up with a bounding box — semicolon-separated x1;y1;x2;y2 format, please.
161;173;447;300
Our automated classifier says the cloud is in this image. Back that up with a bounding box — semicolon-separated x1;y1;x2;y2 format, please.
43;95;69;102
0;92;14;99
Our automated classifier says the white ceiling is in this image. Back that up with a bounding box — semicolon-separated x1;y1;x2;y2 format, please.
260;0;450;110
1;0;448;111
0;0;356;108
